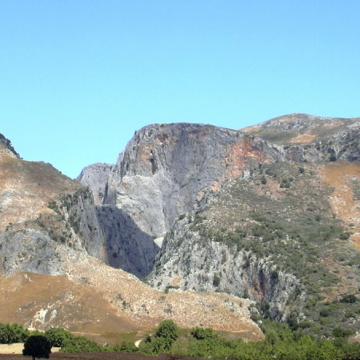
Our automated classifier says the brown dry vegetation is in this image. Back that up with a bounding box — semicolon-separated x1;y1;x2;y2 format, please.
320;162;360;249
65;256;263;341
0;152;79;231
0;263;263;344
0;273;137;344
288;133;316;144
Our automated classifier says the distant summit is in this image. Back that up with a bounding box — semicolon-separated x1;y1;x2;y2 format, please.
0;133;19;158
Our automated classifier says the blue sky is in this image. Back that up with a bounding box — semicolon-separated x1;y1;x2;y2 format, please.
0;1;359;178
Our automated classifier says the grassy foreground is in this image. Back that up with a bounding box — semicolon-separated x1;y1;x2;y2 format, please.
2;320;360;360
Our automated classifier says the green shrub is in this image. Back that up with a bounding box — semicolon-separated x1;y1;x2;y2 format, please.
0;323;29;344
140;336;170;354
332;327;353;338
340;294;357;304
339;232;351;240
45;328;73;347
191;327;216;340
140;320;179;354
113;341;138;353
61;336;102;353
155;320;178;342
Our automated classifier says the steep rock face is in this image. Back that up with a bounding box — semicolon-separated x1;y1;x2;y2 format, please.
82;124;281;276
78;163;112;205
150;216;301;321
105;124;280;239
96;205;159;278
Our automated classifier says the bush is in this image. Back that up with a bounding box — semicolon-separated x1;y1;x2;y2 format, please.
23;335;51;359
0;323;29;344
45;328;73;347
61;336;102;353
113;341;138;353
140;320;179;354
155;320;178;342
332;327;353;338
340;294;357;304
141;336;170;354
191;327;216;340
339;232;351;240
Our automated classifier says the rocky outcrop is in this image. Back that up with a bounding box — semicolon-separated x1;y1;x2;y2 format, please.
77;163;112;205
245;113;360;162
0;133;19;158
104;124;280;238
149;216;301;321
80;124;282;276
96;205;159;278
0;146;107;275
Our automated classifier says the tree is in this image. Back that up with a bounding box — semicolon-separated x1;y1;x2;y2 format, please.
140;320;179;354
0;323;29;344
155;320;178;342
23;335;51;360
45;328;73;347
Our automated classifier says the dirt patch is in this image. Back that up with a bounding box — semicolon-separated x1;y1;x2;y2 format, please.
289;133;316;145
65;256;264;341
0;263;263;344
0;273;138;344
225;138;269;180
0;343;60;355
320;162;360;249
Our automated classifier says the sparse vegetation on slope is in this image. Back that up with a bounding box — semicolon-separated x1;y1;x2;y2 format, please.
151;161;360;337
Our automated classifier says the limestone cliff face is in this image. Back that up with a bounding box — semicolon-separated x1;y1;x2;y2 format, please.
81;124;282;276
78;163;112;205
105;124;280;238
149;216;301;321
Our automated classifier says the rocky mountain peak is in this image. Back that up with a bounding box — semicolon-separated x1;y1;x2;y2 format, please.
0;133;19;158
78;163;112;205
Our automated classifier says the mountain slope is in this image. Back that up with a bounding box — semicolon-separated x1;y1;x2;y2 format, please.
147;115;360;336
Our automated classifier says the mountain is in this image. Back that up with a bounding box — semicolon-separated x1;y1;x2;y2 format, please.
81;114;360;337
0;132;261;342
1;113;359;342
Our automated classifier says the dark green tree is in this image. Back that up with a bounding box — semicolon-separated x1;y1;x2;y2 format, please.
45;328;73;347
23;335;52;360
155;320;178;342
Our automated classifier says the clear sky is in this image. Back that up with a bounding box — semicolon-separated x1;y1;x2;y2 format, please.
0;1;359;178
